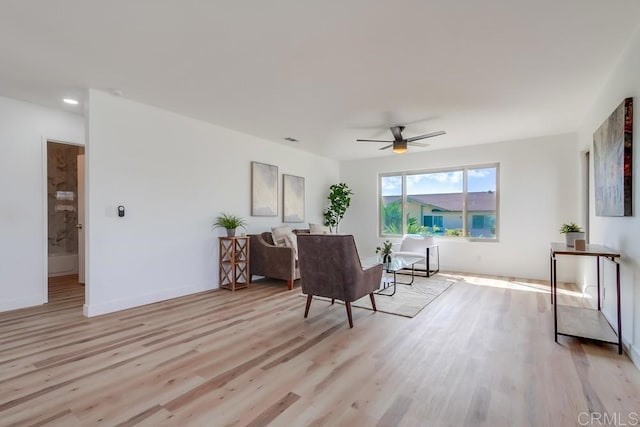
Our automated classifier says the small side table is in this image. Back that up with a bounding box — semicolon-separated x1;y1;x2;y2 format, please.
219;236;250;291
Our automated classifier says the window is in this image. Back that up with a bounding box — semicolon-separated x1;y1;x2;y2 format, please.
380;175;402;234
379;164;498;239
423;215;443;228
472;215;485;229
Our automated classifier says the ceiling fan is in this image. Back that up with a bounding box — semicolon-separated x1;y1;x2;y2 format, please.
356;126;446;153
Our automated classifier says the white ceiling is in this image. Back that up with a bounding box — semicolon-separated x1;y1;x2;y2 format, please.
1;0;640;160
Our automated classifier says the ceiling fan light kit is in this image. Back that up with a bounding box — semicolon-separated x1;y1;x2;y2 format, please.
356;125;446;154
392;141;407;153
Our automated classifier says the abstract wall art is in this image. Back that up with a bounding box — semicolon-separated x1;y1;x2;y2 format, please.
251;161;278;216
283;174;305;223
593;97;633;217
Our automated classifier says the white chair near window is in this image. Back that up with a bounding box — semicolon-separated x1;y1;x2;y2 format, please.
394;234;440;277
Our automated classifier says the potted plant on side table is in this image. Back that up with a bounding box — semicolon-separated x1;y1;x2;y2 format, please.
560;222;585;247
212;213;247;237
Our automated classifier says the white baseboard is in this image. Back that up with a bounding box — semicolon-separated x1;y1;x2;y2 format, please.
0;295;44;312
626;343;640;371
438;264;552;281
48;270;79;278
83;284;214;317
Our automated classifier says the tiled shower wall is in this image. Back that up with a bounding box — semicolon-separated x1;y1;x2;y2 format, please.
47;142;83;255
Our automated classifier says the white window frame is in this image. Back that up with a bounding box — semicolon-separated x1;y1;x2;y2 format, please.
378;163;500;242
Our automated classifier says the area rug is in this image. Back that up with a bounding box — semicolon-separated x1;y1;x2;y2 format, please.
303;273;461;318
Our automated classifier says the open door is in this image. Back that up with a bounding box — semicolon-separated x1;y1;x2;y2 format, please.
77;154;85;284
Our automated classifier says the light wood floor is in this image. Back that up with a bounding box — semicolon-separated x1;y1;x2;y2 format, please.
1;273;639;426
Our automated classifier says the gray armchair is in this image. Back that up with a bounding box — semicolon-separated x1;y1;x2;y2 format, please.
297;234;383;328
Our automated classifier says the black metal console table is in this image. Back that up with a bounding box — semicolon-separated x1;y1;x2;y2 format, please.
549;242;622;354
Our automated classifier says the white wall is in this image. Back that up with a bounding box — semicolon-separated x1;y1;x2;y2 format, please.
576;27;640;366
0;96;84;311
85;90;338;316
340;133;579;281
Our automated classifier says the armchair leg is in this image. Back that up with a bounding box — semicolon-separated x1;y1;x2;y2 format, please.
331;298;335;305
345;301;353;328
288;279;294;290
304;295;313;318
369;293;377;311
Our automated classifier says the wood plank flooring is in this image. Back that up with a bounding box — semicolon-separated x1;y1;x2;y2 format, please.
1;273;639;426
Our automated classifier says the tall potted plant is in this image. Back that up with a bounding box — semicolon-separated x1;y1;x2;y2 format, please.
323;183;353;233
212;213;247;237
560;222;585;247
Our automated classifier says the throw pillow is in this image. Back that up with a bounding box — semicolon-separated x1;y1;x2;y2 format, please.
271;225;298;259
309;223;331;234
271;225;293;245
282;233;298;260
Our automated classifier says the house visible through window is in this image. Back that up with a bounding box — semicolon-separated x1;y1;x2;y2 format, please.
379;164;499;239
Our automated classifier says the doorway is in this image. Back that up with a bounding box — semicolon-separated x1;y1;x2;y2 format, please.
46;140;85;305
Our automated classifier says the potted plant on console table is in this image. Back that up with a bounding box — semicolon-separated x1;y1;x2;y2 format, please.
212;213;247;237
560;222;585;248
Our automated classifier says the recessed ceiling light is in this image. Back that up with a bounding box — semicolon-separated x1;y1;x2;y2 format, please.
63;98;79;105
284;137;299;142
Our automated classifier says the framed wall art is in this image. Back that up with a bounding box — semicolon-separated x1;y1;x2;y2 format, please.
593;97;633;217
251;161;278;216
283;174;305;223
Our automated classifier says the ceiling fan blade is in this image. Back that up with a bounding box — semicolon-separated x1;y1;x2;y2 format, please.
356;139;394;143
390;126;405;141
405;130;446;142
378;144;393;150
407;141;429;147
